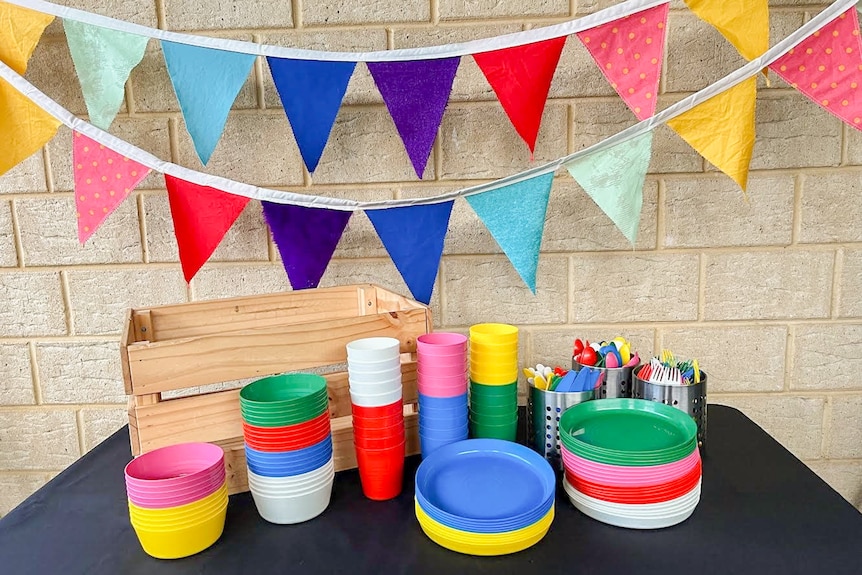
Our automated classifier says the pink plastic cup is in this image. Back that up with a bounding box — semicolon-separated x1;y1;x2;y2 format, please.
417;362;468;378
417;333;468;355
417;353;467;369
124;443;225;492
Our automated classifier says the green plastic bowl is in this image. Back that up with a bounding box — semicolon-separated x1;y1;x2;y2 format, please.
239;373;328;408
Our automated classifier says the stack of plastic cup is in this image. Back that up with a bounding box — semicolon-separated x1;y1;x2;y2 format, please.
347;337;405;500
417;332;469;457
240;373;335;524
124;442;228;559
469;323;519;441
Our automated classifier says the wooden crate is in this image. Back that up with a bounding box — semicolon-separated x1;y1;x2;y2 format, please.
121;284;431;495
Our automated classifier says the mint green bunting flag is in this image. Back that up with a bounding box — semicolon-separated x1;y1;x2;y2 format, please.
565;130;654;244
465;172;555;293
63;20;148;131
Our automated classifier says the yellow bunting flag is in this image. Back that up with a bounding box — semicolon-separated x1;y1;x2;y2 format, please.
667;77;756;191
684;0;768;63
0;78;61;176
0;2;54;74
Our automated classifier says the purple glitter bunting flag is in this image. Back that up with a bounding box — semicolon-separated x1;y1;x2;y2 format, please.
261;202;352;290
367;57;461;179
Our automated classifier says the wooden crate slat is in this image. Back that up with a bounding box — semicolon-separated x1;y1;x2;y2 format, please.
126;309;427;395
131;362;419;455
144;286;374;342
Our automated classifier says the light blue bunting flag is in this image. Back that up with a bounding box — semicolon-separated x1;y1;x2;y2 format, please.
161;41;256;165
465;172;554;293
63;20;148;130
365;201;455;304
267;57;356;174
564;130;654;244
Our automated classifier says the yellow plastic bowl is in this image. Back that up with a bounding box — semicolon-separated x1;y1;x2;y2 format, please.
130;501;228;531
129;483;227;522
415;501;553;555
132;504;227;559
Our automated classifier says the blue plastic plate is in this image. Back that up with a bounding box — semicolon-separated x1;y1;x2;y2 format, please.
415;439;555;522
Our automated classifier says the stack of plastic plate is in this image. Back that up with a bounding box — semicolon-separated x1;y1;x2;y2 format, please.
124;443;228;559
414;439;555;556
240;373;335;524
417;332;469;457
558;398;701;529
468;324;519;441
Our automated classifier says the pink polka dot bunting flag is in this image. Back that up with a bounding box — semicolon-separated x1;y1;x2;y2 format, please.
576;3;669;120
73;131;150;244
769;8;862;131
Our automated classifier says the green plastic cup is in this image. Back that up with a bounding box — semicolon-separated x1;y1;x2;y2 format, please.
469;381;517;396
469;419;518;441
469;410;518;424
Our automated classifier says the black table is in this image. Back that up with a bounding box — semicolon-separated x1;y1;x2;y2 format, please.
1;405;860;574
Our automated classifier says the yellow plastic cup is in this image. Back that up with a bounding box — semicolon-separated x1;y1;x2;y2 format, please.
469;324;518;345
132;505;227;559
469;368;520;385
415;501;553;555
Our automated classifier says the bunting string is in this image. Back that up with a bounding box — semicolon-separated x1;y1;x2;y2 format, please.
3;0;669;61
0;0;854;212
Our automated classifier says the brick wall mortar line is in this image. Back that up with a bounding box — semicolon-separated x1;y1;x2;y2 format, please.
832;248;844;319
292;0;303;29
41;146;54;194
74;409;86;457
59;270;73;336
137;194;150;264
8;199;24;268
785;325;795;392
821;395;834;458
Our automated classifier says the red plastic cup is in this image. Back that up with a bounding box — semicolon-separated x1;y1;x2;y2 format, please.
351;400;403;419
355;441;405;501
354;431;406;450
352;420;404;441
352;411;405;429
417;333;467;355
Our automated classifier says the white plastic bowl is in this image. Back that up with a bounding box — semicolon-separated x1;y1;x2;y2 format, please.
248;470;335;497
246;459;334;487
350;386;403;407
250;476;335;524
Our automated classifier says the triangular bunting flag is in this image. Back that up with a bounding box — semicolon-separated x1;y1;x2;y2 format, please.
768;8;862;131
473;37;567;154
0;78;60;177
261;202;352;289
73;132;151;243
576;4;668;120
161;41;256;165
668;76;756;190
63;20;149;131
465;172;554;292
367;58;460;178
565;130;654;243
0;3;53;74
365;201;454;304
164;174;251;282
267;57;356;174
685;0;769;63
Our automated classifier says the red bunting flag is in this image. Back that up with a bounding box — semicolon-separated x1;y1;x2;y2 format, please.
73;132;150;243
473;37;567;154
576;4;669;120
769;8;862;130
164;175;250;282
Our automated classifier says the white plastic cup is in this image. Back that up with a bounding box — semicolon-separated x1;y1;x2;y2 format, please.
350;386;403;407
346;337;401;362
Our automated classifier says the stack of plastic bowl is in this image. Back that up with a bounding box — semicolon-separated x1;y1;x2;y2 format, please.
468;323;519;441
347;337;406;500
558;398;702;529
124;442;228;559
240;373;335;524
414;439;555;556
416;332;469;457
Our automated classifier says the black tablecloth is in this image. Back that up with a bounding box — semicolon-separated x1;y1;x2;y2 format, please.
1;405;860;574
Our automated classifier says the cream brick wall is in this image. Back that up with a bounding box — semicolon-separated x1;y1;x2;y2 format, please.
0;0;860;517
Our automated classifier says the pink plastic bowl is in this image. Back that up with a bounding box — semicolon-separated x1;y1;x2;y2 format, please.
562;446;700;488
127;475;227;509
124;443;225;492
